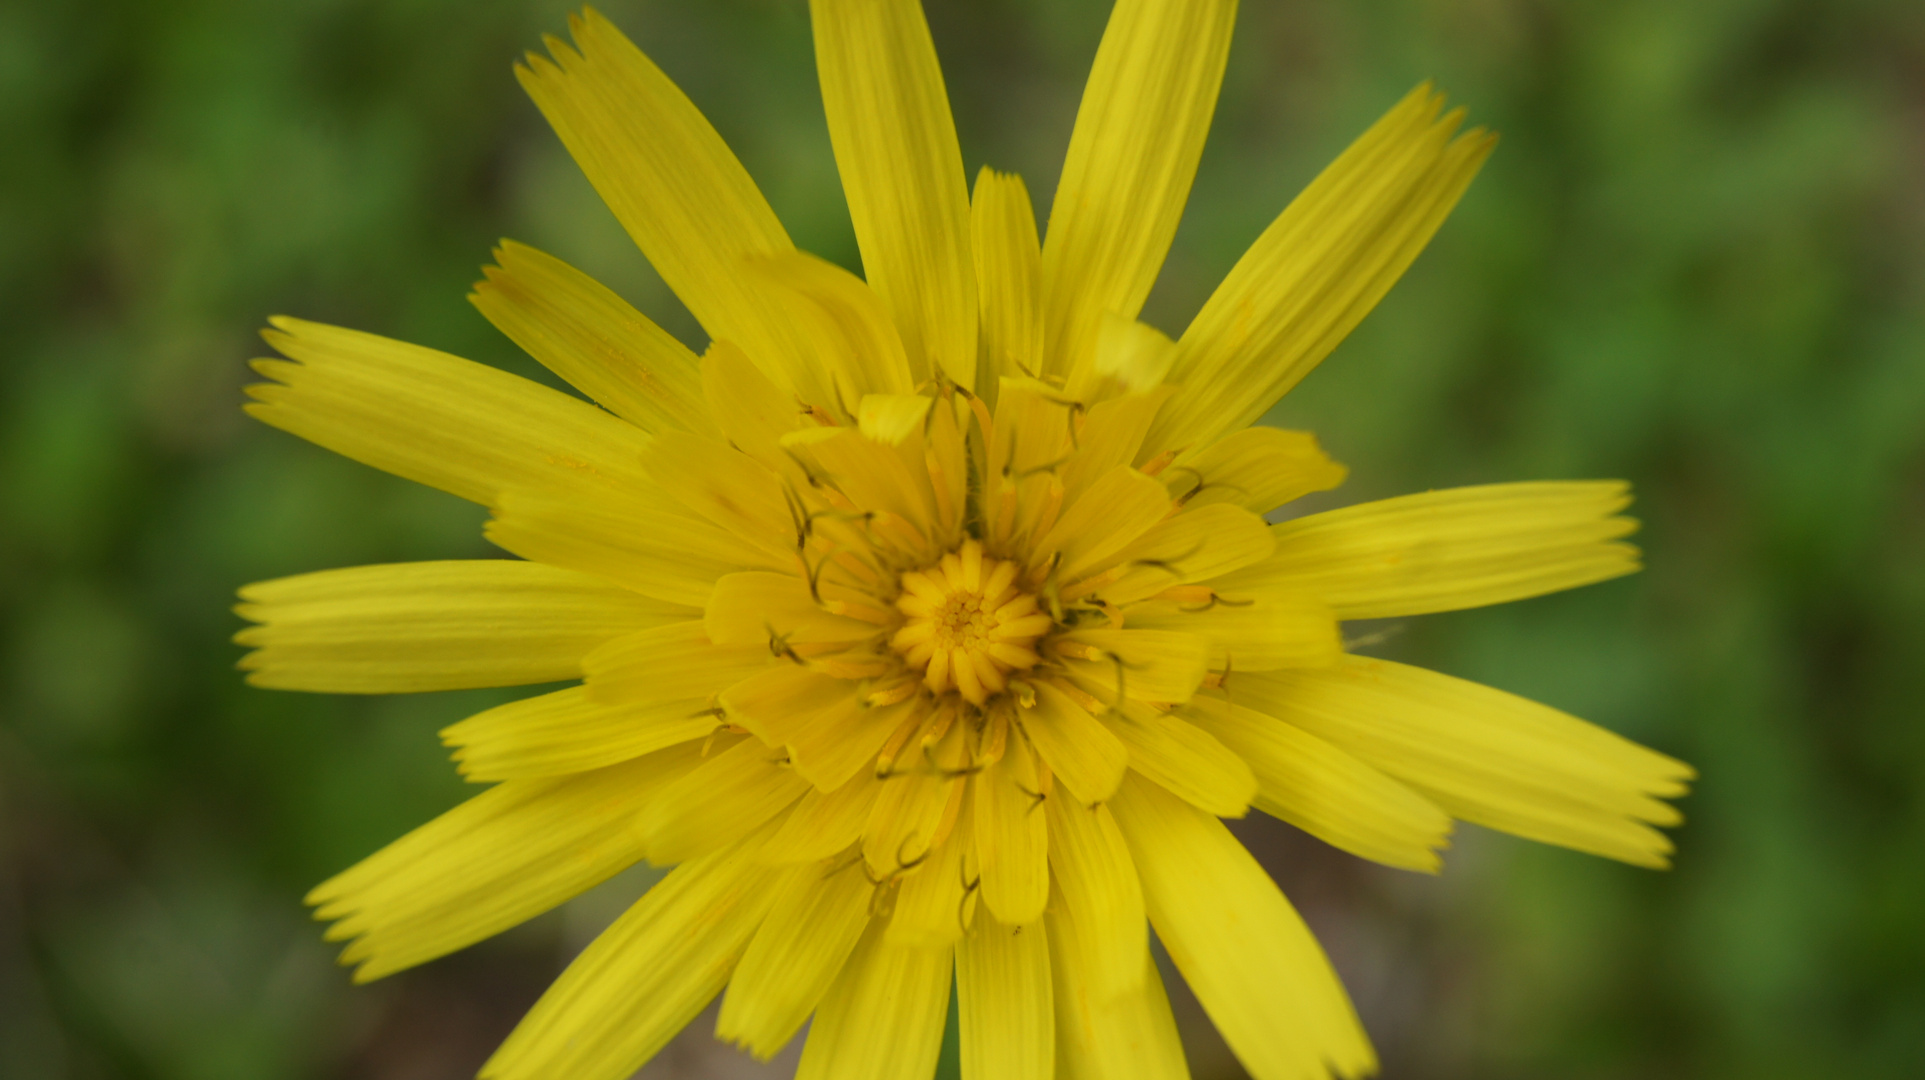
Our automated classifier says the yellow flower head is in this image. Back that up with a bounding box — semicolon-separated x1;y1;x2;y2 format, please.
235;4;1695;1080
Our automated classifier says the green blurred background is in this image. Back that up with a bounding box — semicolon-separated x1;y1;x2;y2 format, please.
3;0;1922;1077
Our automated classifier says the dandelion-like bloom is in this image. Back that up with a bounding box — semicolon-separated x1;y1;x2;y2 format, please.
237;4;1694;1079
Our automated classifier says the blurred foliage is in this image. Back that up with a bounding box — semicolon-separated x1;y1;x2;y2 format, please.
3;0;1923;1078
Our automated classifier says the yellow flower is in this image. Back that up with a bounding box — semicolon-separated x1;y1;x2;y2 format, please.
235;4;1694;1080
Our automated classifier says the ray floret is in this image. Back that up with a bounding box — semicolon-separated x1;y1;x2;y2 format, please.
236;4;1692;1080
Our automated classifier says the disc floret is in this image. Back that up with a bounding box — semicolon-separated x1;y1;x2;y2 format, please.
891;539;1050;705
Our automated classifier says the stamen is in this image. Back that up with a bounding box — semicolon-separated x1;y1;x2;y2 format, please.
890;540;1051;706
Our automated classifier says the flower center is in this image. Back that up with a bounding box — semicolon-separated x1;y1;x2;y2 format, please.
891;539;1051;706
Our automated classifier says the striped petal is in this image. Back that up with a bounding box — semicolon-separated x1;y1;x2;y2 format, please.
1058;388;1173;506
1047;883;1189;1080
1110;773;1375;1080
309;743;704;982
481;828;778;1080
1044;795;1146;1001
235;561;690;693
717;860;874;1058
470;240;713;434
1233;656;1693;867
1043;0;1238;383
972;737;1050;925
763;774;882;863
1160;426;1348;516
638;734;811;865
1144;85;1496;459
1021;681;1129;804
795;920;954;1080
705;571;880;649
441;684;717;782
1107;702;1256;818
1096;503;1278;606
1122;595;1340;672
888;803;976;947
582;620;774;706
643;432;799;563
958;914;1053;1080
246;317;652;506
1032;465;1173;581
971;168;1044;395
485;486;776;609
517;12;816;395
1055;628;1210;704
811;0;976;388
751;251;918;404
1183;694;1452;872
1212;481;1641;620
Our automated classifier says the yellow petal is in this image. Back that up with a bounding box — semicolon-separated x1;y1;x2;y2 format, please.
486;486;777;609
1046;881;1188;1080
1067;315;1181;403
642;431;799;563
480;827;778;1080
971;168;1044;395
308;743;703;982
638;734;811;865
1234;656;1693;867
720;665;857;746
1020;681;1130;804
1042;0;1237;382
246;317;652;506
754;251;917;402
235;561;689;693
1057;387;1174;506
888;802;974;947
702;339;805;464
1095;503;1277;606
470;240;713;434
972;737;1050;925
865;759;962;881
581;620;774;706
1110;773;1376;1080
783;425;944;552
924;390;971;538
1123;594;1340;672
795;919;953;1080
723;662;920;789
441;684;716;782
1054;628;1210;704
811;0;976;388
787;696;927;796
1144;85;1496;459
958;914;1053;1080
1183;694;1452;872
705;571;881;649
1031;465;1172;581
1107;702;1256;818
517;12;814;394
1162;426;1348;515
1213;481;1641;620
988;376;1078;483
764;773;882;863
728;673;919;794
717;861;874;1059
1044;795;1146;1002
858;392;935;445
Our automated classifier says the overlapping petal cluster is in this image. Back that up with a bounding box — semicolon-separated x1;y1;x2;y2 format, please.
235;4;1693;1080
